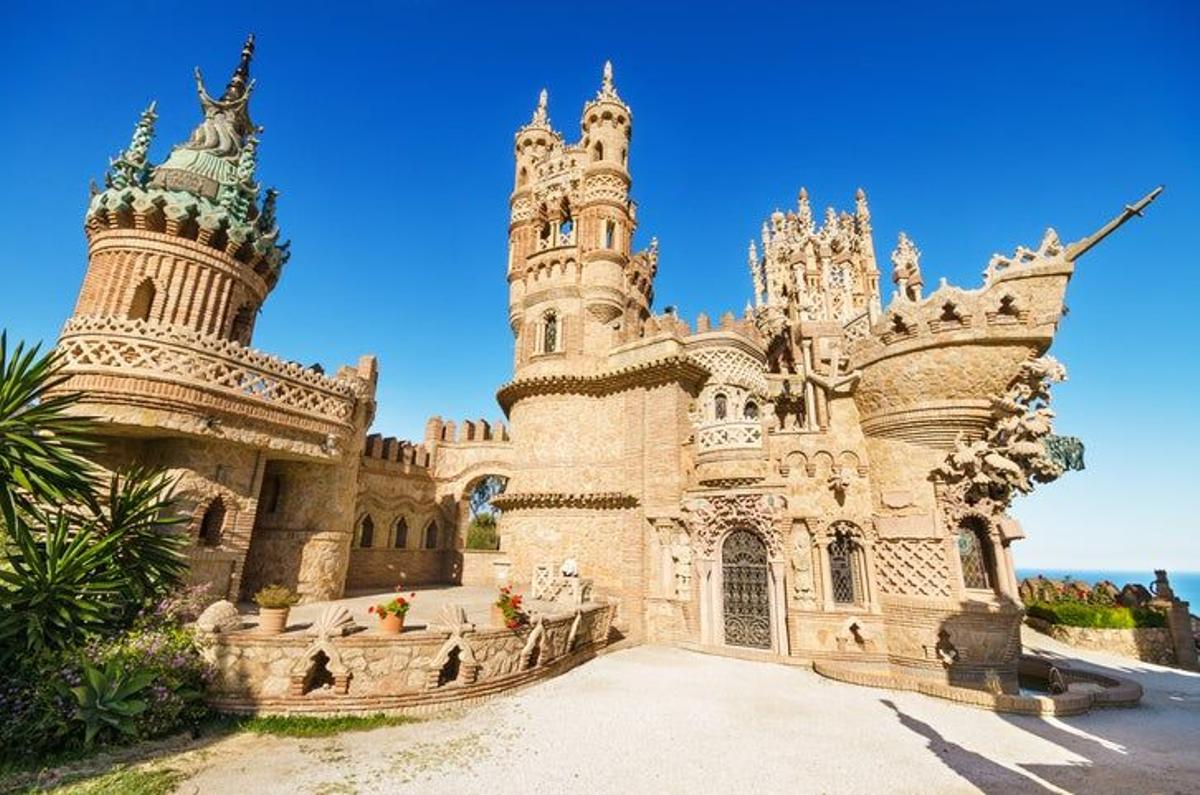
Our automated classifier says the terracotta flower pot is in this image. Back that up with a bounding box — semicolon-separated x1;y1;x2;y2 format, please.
491;604;507;628
258;607;289;635
379;611;405;634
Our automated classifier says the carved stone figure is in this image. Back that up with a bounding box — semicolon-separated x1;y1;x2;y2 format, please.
671;531;693;599
790;529;815;603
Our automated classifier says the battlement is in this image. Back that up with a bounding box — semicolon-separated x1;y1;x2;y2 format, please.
638;308;763;347
423;417;511;445
361;433;432;468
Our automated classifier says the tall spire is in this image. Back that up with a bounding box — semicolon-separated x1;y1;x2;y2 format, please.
222;33;255;102
106;101;158;190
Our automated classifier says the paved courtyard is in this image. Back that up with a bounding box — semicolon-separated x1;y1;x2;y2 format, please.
128;627;1197;795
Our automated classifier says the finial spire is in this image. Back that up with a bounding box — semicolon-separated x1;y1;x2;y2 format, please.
598;60;620;100
530;88;550;126
106;101;159;190
223;33;256;102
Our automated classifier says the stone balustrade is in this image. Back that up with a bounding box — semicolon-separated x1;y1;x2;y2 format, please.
696;419;763;453
55;315;360;437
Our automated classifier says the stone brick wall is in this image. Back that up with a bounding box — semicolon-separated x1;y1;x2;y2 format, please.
344;549;457;591
1027;619;1178;666
461;550;509;587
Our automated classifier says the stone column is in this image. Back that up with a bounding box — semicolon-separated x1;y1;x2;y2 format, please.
769;559;789;653
697;558;716;645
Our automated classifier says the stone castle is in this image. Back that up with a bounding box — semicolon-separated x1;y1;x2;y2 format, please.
53;37;1157;694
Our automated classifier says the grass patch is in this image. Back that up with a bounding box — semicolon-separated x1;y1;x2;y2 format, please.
40;767;184;795
227;713;420;738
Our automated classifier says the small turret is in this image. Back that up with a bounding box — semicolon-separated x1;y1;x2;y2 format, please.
891;232;924;301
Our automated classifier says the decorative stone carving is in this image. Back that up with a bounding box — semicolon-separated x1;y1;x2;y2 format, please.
680;493;787;557
935;356;1069;507
790;523;816;604
670;531;693;599
195;599;242;634
306;604;357;638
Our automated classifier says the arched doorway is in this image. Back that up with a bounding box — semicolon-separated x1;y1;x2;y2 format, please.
722;530;771;649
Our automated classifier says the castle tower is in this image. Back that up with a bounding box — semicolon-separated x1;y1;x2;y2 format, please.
507;62;653;376
71;35;287;346
498;64;680;639
54;36;376;603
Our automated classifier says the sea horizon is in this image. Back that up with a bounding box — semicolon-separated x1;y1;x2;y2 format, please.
1016;567;1200;611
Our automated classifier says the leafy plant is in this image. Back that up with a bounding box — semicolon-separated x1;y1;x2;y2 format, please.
466;512;499;550
0;511;126;658
495;586;528;629
65;659;155;745
1027;601;1166;629
86;468;188;612
368;592;415;619
0;331;96;519
0;469;186;660
253;584;299;609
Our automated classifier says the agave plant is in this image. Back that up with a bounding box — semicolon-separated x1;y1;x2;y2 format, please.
0;331;188;656
0;510;126;657
86;468;188;611
0;331;96;519
65;659;156;745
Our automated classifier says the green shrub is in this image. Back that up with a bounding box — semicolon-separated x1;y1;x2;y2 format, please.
1026;601;1165;629
466;512;499;550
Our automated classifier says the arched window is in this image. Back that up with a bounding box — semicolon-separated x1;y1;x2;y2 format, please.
128;279;155;322
393;517;408;549
743;400;759;420
828;526;862;605
230;303;256;345
198;498;225;547
957;518;996;591
542;311;558;353
424;521;439;550
714;393;728;420
603;220;617;249
356;515;375;548
593;141;604;162
261;474;283;514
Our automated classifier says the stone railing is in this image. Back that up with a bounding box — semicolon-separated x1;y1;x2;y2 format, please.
56;316;358;428
696;420;763;453
203;601;616;716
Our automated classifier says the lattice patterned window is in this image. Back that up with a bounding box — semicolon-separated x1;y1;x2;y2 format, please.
542;312;558;353
828;526;864;605
957;520;994;590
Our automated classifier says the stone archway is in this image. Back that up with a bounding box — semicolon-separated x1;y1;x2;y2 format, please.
722;529;771;649
681;494;790;653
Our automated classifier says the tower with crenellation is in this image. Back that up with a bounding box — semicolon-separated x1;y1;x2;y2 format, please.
507;62;658;377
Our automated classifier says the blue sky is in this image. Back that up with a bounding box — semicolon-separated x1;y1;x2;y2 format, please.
1;2;1196;570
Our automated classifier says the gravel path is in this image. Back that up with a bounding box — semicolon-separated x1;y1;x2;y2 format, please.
162;631;1199;794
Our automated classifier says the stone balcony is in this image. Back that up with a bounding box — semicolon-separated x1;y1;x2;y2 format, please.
696;419;763;454
54;315;364;458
